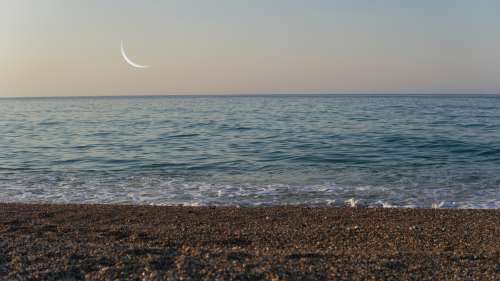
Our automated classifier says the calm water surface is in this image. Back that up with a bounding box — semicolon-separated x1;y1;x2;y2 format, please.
1;95;499;208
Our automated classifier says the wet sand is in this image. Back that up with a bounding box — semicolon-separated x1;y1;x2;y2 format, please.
0;203;498;280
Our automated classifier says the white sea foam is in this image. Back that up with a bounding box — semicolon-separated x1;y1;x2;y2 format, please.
431;201;445;209
374;200;396;208
345;198;359;208
0;173;498;209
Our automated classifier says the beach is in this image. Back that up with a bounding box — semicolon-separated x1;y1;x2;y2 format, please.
0;203;498;280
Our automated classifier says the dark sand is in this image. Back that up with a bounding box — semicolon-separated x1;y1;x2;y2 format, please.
0;204;498;280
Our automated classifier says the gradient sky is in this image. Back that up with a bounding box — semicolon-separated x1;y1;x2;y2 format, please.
2;0;500;97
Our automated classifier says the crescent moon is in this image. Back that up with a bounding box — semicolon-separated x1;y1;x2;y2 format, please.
120;41;149;69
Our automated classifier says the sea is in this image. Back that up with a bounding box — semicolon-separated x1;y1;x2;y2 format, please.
1;94;499;208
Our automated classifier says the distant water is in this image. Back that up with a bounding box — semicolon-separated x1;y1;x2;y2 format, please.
1;95;499;208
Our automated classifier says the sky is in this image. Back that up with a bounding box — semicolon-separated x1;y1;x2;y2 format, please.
1;0;500;97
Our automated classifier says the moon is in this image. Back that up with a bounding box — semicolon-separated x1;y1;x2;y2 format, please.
120;41;149;69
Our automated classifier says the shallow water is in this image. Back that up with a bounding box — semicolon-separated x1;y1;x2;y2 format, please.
1;95;499;208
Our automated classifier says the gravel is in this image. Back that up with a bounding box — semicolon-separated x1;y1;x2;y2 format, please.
0;203;498;280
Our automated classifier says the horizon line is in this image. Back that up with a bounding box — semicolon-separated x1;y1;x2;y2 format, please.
2;89;500;99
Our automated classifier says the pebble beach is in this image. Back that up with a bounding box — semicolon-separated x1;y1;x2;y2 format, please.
0;203;498;280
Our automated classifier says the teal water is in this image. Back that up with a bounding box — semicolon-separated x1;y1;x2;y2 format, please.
1;95;499;208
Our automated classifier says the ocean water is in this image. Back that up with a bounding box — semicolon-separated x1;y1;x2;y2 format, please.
0;95;499;208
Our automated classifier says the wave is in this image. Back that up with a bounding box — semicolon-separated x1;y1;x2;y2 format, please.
0;174;497;209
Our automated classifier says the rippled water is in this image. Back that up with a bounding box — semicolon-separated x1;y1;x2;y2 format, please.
1;95;499;208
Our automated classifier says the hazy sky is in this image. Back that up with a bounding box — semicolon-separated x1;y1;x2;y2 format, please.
2;0;500;97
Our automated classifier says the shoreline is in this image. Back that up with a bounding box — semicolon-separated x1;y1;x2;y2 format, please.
1;203;498;280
